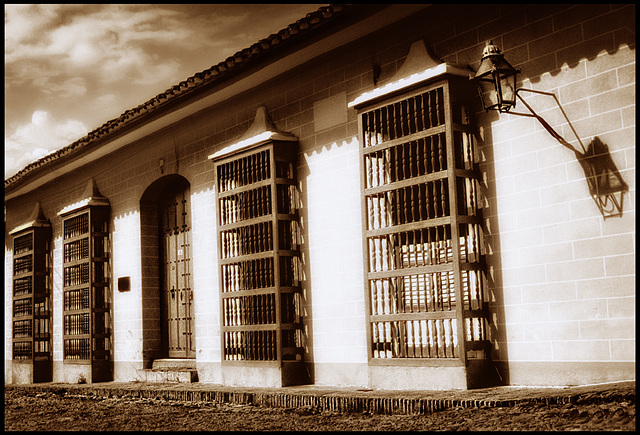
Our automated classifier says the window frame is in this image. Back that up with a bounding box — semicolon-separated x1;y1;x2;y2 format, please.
356;76;491;368
10;213;52;382
58;182;113;382
213;140;304;368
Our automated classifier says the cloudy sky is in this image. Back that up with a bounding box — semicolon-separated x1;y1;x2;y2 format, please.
4;4;325;179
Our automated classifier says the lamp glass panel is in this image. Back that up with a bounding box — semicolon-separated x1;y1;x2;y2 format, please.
477;78;499;110
498;73;517;109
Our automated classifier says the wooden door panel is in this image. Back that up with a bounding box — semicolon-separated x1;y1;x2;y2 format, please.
166;218;180;356
178;230;195;357
161;187;195;359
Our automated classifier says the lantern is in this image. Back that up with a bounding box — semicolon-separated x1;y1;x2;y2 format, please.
471;41;519;112
470;42;629;219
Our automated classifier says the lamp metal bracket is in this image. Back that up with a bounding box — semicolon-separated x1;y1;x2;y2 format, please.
503;88;585;154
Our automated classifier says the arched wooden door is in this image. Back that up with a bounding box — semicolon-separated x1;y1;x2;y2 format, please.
159;183;195;358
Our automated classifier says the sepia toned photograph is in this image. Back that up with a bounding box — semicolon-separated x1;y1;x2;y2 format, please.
5;4;635;431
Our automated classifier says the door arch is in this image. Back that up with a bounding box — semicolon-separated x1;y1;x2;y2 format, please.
140;175;195;362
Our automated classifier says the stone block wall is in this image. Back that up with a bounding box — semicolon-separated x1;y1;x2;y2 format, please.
5;4;634;387
428;4;635;385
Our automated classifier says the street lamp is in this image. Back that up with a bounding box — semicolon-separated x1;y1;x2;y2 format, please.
472;40;519;113
471;41;628;219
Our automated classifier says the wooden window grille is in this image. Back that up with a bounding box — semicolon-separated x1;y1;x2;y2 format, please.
214;142;304;367
10;204;52;382
358;78;490;366
60;201;112;382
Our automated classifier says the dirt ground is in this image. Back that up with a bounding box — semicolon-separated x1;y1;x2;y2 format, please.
4;388;635;431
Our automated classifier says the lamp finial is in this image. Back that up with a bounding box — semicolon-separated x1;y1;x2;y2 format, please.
482;40;502;58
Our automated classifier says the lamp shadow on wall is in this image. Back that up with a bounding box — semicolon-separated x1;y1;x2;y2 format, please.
513;89;629;220
574;136;629;219
513;34;634;220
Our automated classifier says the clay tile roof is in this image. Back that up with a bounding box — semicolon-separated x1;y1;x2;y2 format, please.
5;4;355;189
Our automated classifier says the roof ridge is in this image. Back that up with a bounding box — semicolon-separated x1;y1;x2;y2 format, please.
5;4;350;188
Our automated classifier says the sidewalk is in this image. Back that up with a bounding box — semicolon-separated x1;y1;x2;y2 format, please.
5;380;635;415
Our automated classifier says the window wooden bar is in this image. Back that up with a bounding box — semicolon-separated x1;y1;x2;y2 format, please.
214;141;304;369
359;78;490;366
10;204;52;382
60;190;112;382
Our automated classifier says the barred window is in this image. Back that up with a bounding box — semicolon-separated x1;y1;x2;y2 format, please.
10;203;52;382
59;181;112;382
214;141;304;364
358;78;490;364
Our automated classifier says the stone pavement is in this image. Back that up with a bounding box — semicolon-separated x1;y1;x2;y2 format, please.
5;380;635;415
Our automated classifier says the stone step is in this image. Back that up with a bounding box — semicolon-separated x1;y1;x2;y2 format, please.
136;368;198;383
135;359;198;383
152;358;196;370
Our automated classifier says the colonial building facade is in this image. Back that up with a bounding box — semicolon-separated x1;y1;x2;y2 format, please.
5;4;635;390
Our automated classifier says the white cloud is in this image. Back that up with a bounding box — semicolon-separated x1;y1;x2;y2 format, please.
40;77;88;98
5;111;89;179
5;5;196;93
4;4;60;57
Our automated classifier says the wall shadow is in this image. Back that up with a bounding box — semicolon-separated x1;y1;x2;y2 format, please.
473;108;511;386
574;136;629;219
513;89;630;219
295;156;315;384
